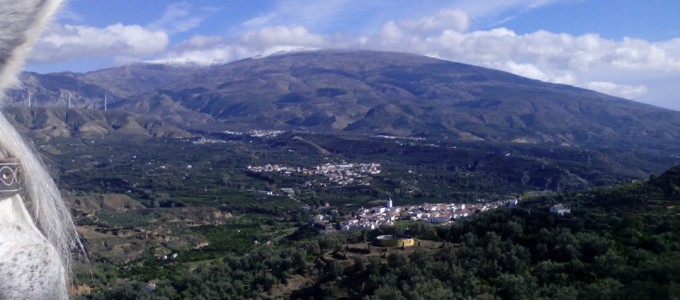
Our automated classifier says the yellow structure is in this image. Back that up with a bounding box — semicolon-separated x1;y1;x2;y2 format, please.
375;235;415;247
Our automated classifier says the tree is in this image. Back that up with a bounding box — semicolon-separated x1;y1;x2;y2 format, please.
387;253;406;269
324;261;344;281
353;256;365;272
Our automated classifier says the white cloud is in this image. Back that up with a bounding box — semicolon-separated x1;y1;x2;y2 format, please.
150;26;330;65
150;46;249;66
30;23;168;63
607;38;680;71
378;21;405;47
346;14;680;104
29;1;220;66
585;81;648;99
149;35;250;65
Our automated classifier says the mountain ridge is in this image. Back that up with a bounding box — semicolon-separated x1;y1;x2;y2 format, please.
7;50;680;152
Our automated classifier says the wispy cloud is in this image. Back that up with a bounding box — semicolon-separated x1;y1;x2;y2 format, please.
450;0;578;28
55;5;84;23
148;1;221;34
238;0;430;34
242;14;275;28
241;26;327;49
401;9;470;34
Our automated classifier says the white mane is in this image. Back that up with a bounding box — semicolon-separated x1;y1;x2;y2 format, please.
0;0;79;297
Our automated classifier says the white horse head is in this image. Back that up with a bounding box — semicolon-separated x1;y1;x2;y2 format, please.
0;0;78;298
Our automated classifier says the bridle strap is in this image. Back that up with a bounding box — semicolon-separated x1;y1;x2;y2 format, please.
0;158;21;197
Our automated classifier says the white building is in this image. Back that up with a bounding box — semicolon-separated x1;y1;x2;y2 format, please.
550;203;571;216
372;207;386;214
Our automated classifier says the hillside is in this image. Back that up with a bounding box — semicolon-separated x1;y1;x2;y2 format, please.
3;107;192;138
649;165;680;197
7;50;680;152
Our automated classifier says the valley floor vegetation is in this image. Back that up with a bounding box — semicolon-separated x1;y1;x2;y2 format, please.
77;175;680;299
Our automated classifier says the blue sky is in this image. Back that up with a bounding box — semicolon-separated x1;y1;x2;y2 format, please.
25;0;680;110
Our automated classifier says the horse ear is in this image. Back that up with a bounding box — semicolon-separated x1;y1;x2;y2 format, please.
0;0;62;102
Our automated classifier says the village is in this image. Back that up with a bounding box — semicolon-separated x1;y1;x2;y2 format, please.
313;197;521;233
247;162;381;186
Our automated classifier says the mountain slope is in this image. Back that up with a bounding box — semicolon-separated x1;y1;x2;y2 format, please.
8;50;680;152
4;107;192;139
